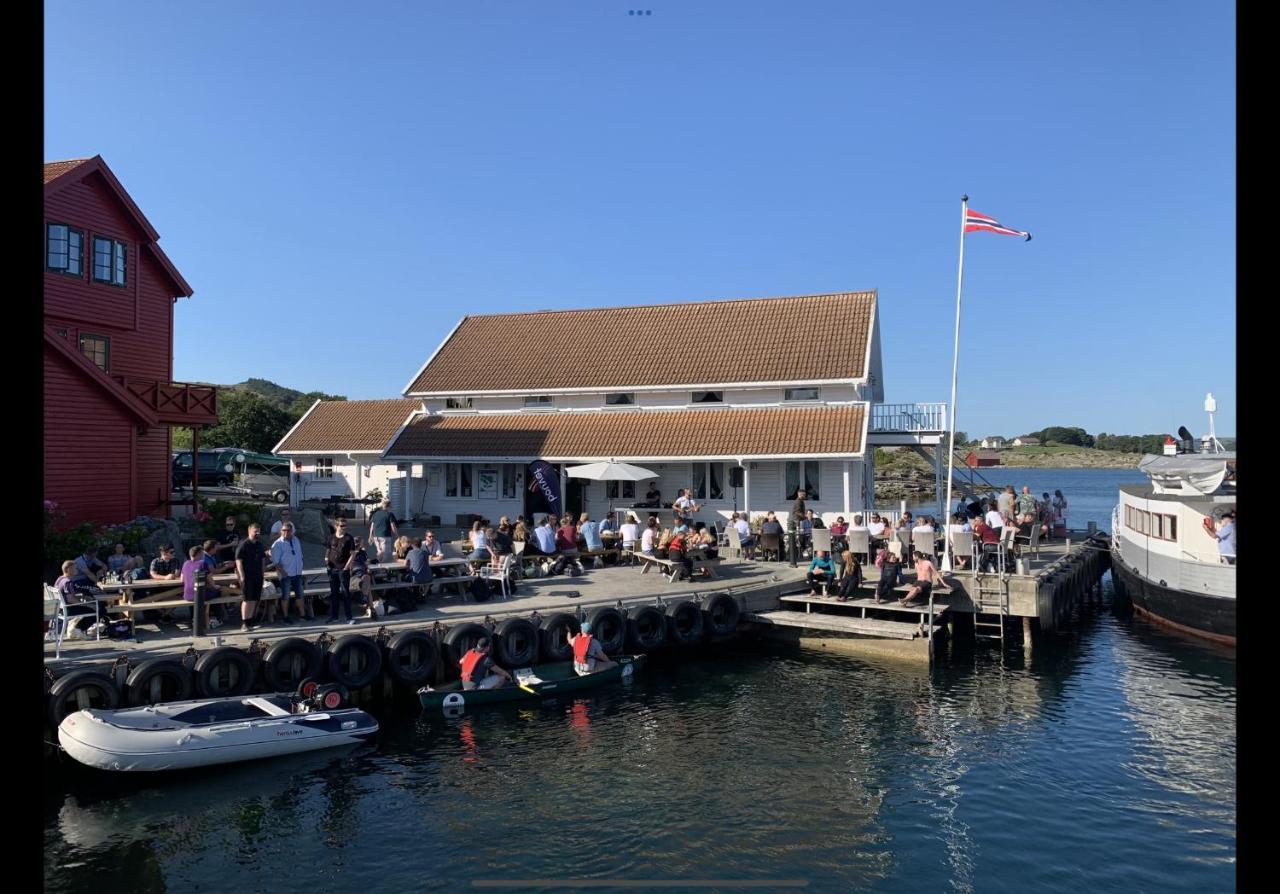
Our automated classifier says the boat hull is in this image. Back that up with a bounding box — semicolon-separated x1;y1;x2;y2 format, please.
58;697;379;772
419;654;645;711
1111;551;1235;646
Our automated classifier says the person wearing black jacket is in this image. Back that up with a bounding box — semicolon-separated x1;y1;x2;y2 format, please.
835;551;863;601
325;520;356;623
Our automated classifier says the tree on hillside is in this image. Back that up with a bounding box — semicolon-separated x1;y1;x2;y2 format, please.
1094;432;1174;454
174;390;293;454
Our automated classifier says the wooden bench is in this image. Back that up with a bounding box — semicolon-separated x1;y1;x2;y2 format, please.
580;548;620;567
634;552;679;580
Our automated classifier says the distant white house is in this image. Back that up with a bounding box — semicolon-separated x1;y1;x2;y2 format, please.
980;436;1007;449
1012;436;1041;447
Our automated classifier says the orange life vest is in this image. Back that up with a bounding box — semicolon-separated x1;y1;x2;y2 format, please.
459;647;485;681
572;633;594;666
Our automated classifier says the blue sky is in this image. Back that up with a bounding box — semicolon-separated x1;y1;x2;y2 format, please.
44;0;1235;438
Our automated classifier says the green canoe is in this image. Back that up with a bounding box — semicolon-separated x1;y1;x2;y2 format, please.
418;654;646;711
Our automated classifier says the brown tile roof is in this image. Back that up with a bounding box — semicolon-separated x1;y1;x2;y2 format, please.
386;404;866;459
274;399;420;454
44;159;91;184
405;291;876;394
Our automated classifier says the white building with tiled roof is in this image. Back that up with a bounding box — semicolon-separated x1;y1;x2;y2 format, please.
276;291;947;528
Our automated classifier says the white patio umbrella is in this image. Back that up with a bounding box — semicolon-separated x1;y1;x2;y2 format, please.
564;461;660;520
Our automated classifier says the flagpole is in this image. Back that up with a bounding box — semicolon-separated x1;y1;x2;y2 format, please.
940;195;968;572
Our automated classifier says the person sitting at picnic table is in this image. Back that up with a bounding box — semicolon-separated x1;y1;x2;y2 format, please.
640;517;660;555
866;513;887;546
731;512;754;557
829;515;848;549
53;559;100;633
531;516;557;555
459;637;513;691
345;537;374;617
556;515;580;557
403;537;433;595
492;518;515;556
642;483;662;508
215;516;241;565
148;544;181;582
619;513;641;551
694;522;718;558
895;512;914;532
946;514;972;569
834;550;863;601
106;543;143;581
912;516;935;535
71;547;107;592
579;513;604;552
568;621;617;675
513;519;531;545
181;545;222;630
806;549;836;596
900;550;945;606
656;526;675;557
599;515;615;536
808;509;826;529
270;522;307;624
423;530;446;560
467;522;490;561
393;535;413;561
971;515;1001;572
667;525;694;580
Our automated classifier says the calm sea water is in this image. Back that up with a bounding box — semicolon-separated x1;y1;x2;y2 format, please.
44;470;1235;893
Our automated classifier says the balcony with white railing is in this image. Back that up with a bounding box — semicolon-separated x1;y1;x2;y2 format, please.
870;402;947;434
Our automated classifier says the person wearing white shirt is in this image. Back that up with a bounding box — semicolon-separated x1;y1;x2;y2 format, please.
849;513;869;532
618;515;641;550
640;519;660;555
269;524;308;624
985;507;1004;530
866;516;886;538
533;518;557;555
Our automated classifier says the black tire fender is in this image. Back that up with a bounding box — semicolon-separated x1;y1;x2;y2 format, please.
48;670;120;727
193;647;255;698
627;604;668;651
665;599;704;645
586;606;626;655
494;617;540;668
701;592;741;638
325;634;383;689
384;630;438;685
538;613;580;663
261;637;322;692
125;658;194;706
442;622;490;670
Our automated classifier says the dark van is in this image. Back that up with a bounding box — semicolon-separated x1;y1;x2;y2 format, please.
172;449;240;488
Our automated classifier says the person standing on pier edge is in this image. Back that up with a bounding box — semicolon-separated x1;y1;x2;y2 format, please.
270;522;307;623
368;499;399;563
234;523;267;632
325;520;356;624
998;486;1016;519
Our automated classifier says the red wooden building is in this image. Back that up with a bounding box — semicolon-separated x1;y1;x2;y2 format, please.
965;449;1002;468
44;156;217;524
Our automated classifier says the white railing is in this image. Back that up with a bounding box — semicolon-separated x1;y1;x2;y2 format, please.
871;402;947;433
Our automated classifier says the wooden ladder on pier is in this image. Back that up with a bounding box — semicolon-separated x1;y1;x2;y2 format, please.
972;571;1009;651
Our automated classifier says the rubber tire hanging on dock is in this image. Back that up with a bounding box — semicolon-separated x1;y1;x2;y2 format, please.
125;658;194;706
626;604;667;651
443;622;490;669
537;612;580;663
193;647;256;698
586;606;626;655
494;617;540;667
48;670;120;727
665;599;704;645
700;593;741;638
325;635;383;689
384;630;438;685
261;637;323;692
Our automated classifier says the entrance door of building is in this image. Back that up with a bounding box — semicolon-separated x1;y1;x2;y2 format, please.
565;478;585;518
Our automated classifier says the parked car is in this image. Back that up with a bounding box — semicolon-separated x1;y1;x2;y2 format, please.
172;449;291;503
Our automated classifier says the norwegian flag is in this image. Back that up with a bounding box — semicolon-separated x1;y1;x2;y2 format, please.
964;208;1032;241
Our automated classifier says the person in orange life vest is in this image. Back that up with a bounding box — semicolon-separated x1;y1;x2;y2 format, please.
566;621;617;676
459;637;512;691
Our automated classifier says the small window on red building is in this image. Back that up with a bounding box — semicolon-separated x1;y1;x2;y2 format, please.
79;333;110;371
93;236;127;286
47;224;84;276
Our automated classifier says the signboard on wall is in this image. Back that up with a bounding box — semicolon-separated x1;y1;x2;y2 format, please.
477;468;499;499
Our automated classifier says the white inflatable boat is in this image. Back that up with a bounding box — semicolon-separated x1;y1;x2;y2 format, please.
57;690;378;772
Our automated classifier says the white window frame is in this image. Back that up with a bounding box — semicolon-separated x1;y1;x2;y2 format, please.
691;390;723;404
314;457;333;479
604;392;635;406
691;461;727;501
784;387;821;402
444;463;473;499
446;397;473;409
501;464;519;499
783;461;820;501
524;395;554;408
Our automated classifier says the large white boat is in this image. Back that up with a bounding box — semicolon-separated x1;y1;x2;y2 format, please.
1110;407;1235;645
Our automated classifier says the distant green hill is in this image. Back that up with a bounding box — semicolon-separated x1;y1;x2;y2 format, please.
172;379;346;452
230;378;346;417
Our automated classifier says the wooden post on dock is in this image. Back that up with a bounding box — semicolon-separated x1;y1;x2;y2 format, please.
1022;617;1033;659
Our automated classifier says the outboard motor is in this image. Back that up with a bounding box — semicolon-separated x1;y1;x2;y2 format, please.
296;682;348;712
1177;425;1197;454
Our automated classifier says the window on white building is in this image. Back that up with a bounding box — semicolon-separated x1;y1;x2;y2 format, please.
692;462;725;501
524;395;554;408
446;397;473;409
691;391;723;403
445;463;473;498
784;461;820;500
784;387;820;402
315;458;333;479
604;393;635;406
502;464;519;499
606;481;636;499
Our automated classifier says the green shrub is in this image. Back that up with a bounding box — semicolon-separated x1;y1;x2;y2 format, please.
196;498;265;539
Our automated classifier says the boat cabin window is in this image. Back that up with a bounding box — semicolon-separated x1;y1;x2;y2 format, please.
169;700;275;724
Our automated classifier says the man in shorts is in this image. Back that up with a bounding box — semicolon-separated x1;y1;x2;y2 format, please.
900;550;944;606
234;523;268;632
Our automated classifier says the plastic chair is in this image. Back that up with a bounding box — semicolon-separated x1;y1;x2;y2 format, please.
911;530;936;561
846;529;871;565
948;531;975;569
758;532;782;562
477;554;516;600
811;529;832;555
